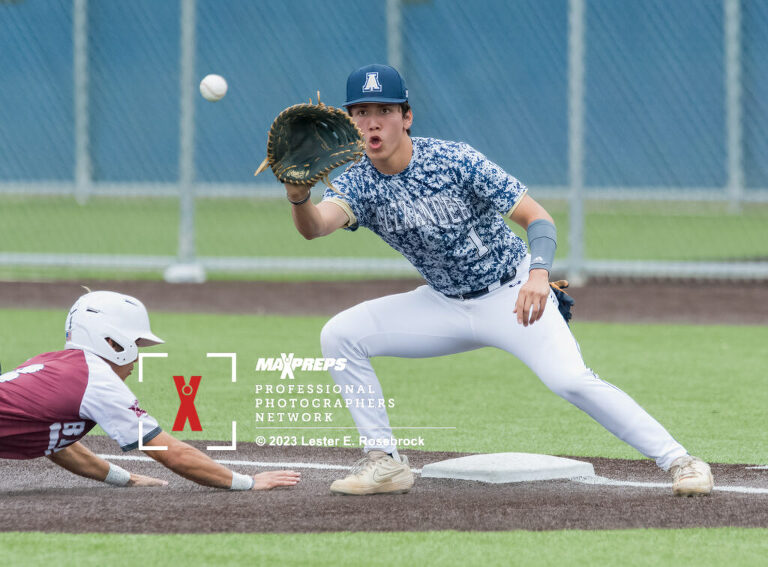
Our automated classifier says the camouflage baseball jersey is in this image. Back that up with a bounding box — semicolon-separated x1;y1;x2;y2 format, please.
323;137;528;296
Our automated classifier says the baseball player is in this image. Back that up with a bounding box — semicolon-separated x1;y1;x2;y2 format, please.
0;290;300;491
282;64;713;497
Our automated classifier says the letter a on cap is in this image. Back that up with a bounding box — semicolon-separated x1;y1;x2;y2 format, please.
362;72;383;92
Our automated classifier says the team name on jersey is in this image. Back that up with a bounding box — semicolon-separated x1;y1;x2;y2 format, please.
374;194;471;233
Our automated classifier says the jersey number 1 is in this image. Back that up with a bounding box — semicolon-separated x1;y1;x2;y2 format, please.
468;227;489;258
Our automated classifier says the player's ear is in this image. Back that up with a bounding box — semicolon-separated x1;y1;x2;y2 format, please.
403;108;413;131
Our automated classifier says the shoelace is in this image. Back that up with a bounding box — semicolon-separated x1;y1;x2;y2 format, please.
674;458;698;479
348;455;379;477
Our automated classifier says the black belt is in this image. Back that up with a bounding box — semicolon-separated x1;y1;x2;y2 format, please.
445;268;517;300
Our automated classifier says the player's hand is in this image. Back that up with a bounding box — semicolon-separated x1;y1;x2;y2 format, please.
126;473;169;487
514;269;550;327
251;470;301;490
285;183;311;203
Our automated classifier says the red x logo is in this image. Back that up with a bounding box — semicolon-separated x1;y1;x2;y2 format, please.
172;375;202;431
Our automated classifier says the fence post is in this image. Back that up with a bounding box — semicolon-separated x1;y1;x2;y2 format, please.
166;0;206;283
387;0;403;71
73;0;91;205
568;0;586;284
725;0;743;214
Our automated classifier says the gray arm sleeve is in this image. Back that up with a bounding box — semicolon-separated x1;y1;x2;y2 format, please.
527;219;557;272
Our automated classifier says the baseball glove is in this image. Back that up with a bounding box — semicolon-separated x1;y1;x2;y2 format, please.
254;94;364;194
549;280;575;324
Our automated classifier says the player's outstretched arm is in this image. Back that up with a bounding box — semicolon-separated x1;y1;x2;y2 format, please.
252;470;305;490
285;183;349;239
509;194;556;326
508;193;554;230
46;441;168;487
142;431;300;491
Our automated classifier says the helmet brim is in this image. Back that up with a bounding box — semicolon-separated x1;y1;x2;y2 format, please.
136;333;164;347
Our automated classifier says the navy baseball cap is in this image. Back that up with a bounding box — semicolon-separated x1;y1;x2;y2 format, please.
344;64;408;107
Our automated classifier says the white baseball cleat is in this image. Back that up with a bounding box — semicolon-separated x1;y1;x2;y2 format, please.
330;450;415;495
670;455;714;496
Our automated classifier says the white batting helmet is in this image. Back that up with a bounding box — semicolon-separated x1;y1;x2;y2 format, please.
64;291;164;365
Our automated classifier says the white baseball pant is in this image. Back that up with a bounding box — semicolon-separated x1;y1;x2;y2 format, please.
321;256;688;470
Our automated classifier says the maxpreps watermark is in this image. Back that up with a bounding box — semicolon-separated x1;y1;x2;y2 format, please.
254;353;346;380
254;353;393;425
255;434;425;448
254;383;395;423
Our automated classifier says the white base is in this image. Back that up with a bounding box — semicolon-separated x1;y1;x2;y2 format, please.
420;452;595;483
163;263;207;283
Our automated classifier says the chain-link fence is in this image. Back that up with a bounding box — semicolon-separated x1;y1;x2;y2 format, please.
1;0;766;281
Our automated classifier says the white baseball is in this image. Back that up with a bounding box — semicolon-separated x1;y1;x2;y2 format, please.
199;74;228;102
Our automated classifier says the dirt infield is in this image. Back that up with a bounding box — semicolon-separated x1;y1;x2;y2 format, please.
0;438;766;534
1;278;767;324
1;279;766;534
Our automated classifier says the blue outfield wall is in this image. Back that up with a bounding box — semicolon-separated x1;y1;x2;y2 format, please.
0;0;766;191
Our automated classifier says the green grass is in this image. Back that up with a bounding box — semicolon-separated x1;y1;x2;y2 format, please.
0;266;421;283
2;309;765;464
0;529;767;567
0;196;398;259
3;307;767;563
1;196;766;282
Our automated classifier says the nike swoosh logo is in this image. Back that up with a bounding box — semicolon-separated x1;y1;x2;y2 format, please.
372;467;404;483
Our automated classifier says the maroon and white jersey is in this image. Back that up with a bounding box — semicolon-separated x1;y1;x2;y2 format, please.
0;349;161;459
